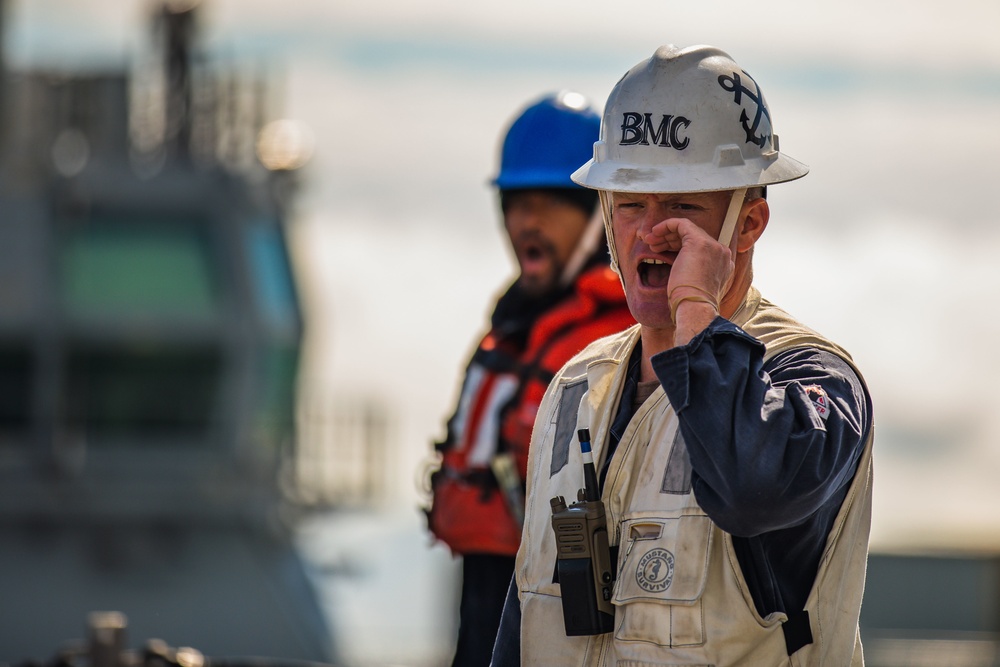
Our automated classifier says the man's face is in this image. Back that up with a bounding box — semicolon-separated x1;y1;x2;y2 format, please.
610;190;733;329
503;190;590;297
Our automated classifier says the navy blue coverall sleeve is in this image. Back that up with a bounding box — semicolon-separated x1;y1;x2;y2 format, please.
652;317;871;614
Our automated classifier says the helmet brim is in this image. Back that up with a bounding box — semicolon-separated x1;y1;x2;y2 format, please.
571;152;809;194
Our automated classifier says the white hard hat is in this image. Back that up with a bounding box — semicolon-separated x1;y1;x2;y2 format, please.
572;44;808;194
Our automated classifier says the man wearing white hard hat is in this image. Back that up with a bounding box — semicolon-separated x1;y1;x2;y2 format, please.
492;45;874;666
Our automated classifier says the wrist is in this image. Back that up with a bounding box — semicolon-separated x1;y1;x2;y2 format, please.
668;284;720;323
672;300;718;346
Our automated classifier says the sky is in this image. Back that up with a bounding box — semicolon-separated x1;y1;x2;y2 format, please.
6;0;1000;663
7;0;1000;548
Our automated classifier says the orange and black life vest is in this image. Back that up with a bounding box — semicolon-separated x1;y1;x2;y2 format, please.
428;264;634;556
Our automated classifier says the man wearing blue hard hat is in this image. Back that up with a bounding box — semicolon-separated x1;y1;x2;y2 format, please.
426;92;634;666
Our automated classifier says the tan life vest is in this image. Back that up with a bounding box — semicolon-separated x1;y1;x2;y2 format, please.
516;287;873;666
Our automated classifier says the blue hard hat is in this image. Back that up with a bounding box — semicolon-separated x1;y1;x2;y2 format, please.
492;91;600;191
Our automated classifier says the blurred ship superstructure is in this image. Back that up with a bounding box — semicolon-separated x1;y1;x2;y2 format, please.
0;1;332;661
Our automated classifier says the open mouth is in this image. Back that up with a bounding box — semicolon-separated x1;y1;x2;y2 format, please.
515;235;554;268
637;258;671;288
523;244;544;262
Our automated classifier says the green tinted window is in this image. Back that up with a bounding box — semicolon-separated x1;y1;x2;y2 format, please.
60;224;216;317
250;342;299;449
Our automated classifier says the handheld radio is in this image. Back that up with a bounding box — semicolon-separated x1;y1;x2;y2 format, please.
549;428;615;635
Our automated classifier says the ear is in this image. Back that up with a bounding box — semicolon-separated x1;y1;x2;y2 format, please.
735;197;769;253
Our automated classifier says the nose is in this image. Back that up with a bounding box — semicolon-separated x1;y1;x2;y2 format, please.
506;201;545;234
635;205;659;242
521;206;544;230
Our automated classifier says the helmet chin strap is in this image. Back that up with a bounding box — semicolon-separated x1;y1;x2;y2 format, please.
596;190;626;290
717;188;748;247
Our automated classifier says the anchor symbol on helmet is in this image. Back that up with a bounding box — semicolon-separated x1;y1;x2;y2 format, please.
717;71;772;149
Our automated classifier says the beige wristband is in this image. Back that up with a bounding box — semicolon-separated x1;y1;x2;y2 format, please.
669;293;719;322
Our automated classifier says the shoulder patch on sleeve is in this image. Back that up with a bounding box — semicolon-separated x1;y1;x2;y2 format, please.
803;384;830;421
